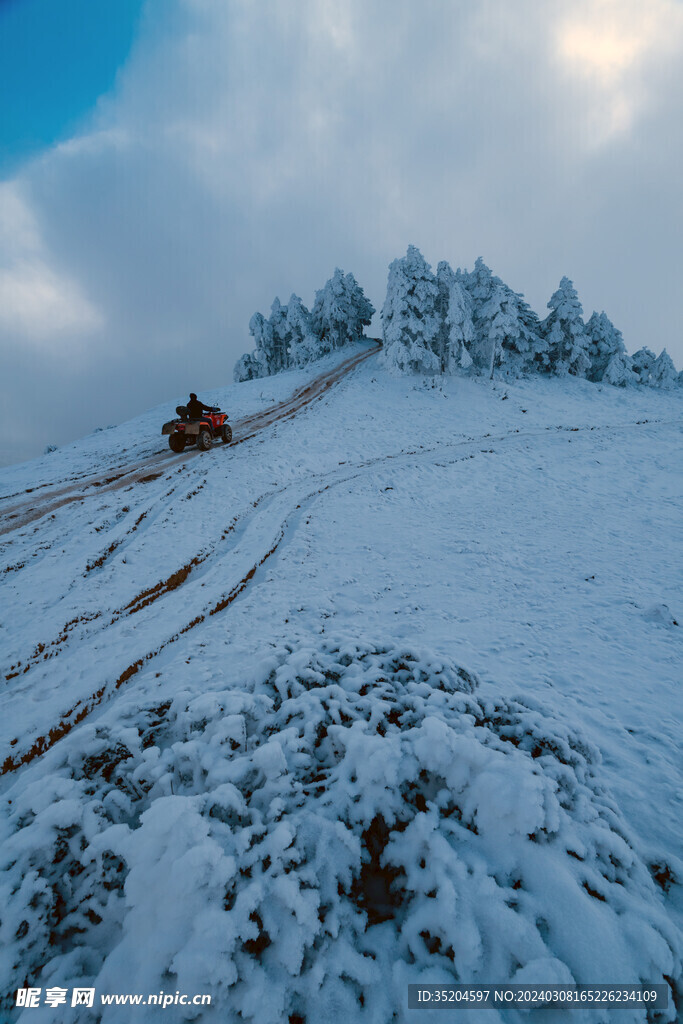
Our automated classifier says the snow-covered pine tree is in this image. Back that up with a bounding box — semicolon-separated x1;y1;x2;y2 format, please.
235;270;373;381
435;261;474;372
480;283;528;379
487;287;549;377
631;347;657;384
649;349;679;388
310;269;347;352
233;312;271;382
313;270;344;354
512;293;549;373
311;269;375;351
458;257;547;376
267;298;290;373
601;351;636;386
584;311;631;383
233;352;264;382
381;246;441;374
285;294;320;368
344;271;375;342
542;277;591;377
457;257;496;370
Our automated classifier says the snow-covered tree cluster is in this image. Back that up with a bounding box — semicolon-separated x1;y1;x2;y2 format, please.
234;270;375;382
2;639;680;1023
381;247;680;387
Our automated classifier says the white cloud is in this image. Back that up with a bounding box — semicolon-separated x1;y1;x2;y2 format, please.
555;0;683;145
0;183;103;346
0;260;103;341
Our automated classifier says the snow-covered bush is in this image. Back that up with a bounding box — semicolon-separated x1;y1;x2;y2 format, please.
43;444;58;454
2;641;679;1023
381;246;441;374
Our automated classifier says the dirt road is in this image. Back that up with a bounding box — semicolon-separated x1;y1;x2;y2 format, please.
0;343;381;536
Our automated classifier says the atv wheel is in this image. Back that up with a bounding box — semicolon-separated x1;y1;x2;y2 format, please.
221;424;233;444
169;433;186;453
197;429;212;451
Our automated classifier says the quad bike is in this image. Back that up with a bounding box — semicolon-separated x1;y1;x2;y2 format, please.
162;406;233;453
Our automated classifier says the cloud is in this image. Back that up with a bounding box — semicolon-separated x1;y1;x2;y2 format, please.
1;0;682;464
555;0;683;145
0;183;102;346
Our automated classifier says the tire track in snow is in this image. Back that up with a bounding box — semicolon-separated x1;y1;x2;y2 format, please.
0;343;381;536
3;414;678;684
3;415;678;682
2;415;678;776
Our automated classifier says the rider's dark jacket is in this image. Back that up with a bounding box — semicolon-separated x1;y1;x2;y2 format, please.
187;396;211;419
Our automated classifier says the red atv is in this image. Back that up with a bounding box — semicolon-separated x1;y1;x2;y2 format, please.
162;405;233;453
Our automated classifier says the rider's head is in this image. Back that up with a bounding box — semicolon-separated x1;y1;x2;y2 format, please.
190;393;197;401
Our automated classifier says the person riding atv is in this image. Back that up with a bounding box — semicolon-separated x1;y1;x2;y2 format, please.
163;393;232;452
175;393;215;421
187;393;213;419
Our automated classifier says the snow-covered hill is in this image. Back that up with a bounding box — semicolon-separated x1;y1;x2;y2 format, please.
1;345;682;1023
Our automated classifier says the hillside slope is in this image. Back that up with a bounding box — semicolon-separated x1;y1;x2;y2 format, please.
1;349;682;1022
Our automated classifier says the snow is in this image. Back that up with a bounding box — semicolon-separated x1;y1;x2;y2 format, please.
1;350;682;1022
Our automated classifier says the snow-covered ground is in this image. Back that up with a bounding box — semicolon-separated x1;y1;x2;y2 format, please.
1;348;681;1023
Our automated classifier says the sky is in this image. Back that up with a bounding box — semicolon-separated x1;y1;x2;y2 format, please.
0;0;146;176
1;0;682;466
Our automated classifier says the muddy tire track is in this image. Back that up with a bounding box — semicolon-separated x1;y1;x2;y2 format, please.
3;415;676;687
0;344;380;536
2;414;678;775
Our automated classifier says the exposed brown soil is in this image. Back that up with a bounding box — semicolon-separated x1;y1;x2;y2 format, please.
1;528;286;775
0;347;380;773
0;344;379;536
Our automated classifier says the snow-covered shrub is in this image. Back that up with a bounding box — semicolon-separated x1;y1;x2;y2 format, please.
43;444;58;454
381;246;441;374
2;641;679;1023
